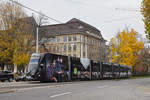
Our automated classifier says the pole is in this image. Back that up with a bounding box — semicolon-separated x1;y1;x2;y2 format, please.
90;60;92;80
36;26;39;54
99;61;101;79
109;45;111;63
100;62;103;79
68;56;71;81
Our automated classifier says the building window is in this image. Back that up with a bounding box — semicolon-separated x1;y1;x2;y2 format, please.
78;25;83;29
68;36;72;41
57;46;60;52
68;54;71;56
92;40;94;44
73;54;76;57
57;37;60;42
83;36;85;42
83;45;85;51
64;36;67;42
56;46;58;52
83;52;86;57
49;47;51;51
59;46;62;52
99;42;101;46
81;35;83;42
73;45;76;51
64;45;66;51
53;46;56;51
68;45;71;51
73;36;77;41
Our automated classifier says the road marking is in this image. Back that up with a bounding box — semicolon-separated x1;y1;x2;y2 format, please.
50;92;72;98
97;85;108;89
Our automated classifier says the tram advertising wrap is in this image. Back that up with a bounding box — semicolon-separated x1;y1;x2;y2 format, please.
26;53;132;82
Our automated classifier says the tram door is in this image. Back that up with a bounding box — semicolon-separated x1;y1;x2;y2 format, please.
91;60;100;80
70;57;91;80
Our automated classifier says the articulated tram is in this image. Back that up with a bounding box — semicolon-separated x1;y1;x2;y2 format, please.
27;53;131;82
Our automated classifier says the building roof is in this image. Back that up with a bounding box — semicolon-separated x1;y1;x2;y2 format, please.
67;18;100;32
39;18;104;40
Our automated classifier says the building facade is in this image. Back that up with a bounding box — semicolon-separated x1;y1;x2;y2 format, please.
39;18;107;61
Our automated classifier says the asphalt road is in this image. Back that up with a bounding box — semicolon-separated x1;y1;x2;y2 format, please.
0;78;150;100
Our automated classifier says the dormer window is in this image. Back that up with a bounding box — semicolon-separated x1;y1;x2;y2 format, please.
78;25;83;29
86;31;90;34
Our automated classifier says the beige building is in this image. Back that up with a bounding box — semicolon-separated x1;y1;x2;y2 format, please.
39;18;107;61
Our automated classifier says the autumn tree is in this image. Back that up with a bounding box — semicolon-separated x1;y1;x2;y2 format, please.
141;0;150;40
0;30;14;66
110;29;144;71
109;38;118;63
0;1;34;73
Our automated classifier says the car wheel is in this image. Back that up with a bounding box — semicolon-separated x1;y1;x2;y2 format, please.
1;80;5;82
9;78;13;82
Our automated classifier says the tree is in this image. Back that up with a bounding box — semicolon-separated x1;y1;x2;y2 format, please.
110;38;118;63
0;1;34;73
0;1;26;30
0;30;14;65
110;29;144;71
141;0;150;40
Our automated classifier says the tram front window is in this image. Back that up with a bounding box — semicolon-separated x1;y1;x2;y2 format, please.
28;58;40;76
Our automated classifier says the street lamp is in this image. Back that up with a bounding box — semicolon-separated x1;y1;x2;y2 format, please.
36;26;39;54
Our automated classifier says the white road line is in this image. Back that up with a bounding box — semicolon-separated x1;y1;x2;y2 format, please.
50;92;72;98
97;85;108;89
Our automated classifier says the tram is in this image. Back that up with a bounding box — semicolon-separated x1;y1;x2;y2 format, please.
26;53;131;82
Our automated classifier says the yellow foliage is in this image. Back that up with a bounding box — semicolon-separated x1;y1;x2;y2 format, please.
141;0;150;40
13;53;30;67
0;1;34;68
110;29;144;71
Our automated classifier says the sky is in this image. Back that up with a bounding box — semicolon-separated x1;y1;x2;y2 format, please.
18;0;144;41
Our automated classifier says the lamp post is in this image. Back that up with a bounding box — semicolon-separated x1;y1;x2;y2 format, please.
36;26;39;54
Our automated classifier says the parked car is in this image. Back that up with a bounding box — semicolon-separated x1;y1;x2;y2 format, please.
15;74;33;82
0;70;14;82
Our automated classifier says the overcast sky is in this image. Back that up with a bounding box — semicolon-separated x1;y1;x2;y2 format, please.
19;0;144;41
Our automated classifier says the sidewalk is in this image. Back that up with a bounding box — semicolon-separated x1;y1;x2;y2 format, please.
0;89;15;94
